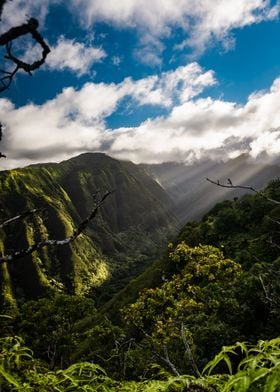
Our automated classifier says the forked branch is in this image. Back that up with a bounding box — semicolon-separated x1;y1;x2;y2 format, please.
0;190;114;264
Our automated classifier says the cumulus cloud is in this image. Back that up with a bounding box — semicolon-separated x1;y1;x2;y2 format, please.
67;0;280;59
105;78;280;163
0;62;213;168
0;0;52;32
19;35;106;76
46;36;106;75
1;64;280;169
1;0;278;63
122;63;216;107
0;81;123;168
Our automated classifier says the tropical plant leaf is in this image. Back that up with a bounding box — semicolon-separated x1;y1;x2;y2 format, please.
0;364;20;387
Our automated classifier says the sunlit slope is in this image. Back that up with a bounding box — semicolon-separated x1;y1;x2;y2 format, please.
0;153;178;302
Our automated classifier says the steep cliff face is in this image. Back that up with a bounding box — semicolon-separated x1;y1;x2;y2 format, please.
0;153;178;304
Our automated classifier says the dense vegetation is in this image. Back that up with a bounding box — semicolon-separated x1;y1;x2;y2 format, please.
1;177;279;390
1;334;280;391
0;153;178;306
178;179;280;267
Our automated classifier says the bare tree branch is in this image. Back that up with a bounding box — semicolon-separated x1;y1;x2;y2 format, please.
139;327;180;376
0;190;114;264
153;346;180;377
0;18;50;93
259;275;273;305
265;216;280;226
0;3;51;157
0;208;41;228
206;177;280;205
0;17;39;45
181;322;201;377
207;177;280;254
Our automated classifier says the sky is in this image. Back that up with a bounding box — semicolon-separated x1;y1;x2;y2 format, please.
0;0;280;170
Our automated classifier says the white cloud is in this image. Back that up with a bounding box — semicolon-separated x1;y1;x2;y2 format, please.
178;0;280;54
122;63;216;107
0;62;214;168
1;64;280;169
46;36;106;75
0;81;124;164
0;0;54;32
105;78;280;163
67;0;280;58
1;1;278;64
12;34;106;76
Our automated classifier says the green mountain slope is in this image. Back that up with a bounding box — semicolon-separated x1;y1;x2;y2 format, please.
0;153;178;305
104;178;280;319
71;180;280;376
177;178;280;267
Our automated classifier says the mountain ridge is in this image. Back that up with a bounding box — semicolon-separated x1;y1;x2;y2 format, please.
0;153;178;307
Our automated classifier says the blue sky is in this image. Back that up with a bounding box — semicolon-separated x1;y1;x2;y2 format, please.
1;0;280;169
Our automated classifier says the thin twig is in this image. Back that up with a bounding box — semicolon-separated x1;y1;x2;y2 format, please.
0;208;41;229
0;190;114;264
140;327;180;376
181;322;201;377
206;178;280;205
259;276;273;305
265;216;280;226
163;346;180;377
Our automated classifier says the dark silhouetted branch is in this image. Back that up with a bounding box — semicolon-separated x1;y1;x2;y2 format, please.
206;177;280;205
0;190;114;264
0;0;7;19
0;3;51;157
0;17;39;45
0;18;50;92
267;237;280;250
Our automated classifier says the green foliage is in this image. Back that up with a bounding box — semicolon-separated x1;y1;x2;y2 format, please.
123;244;243;375
178;179;280;268
1;163;279;388
0;153;177;304
1;334;279;391
0;335;116;391
18;294;96;368
203;338;280;391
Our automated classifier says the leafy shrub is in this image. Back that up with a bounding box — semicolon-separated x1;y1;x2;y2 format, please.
1;335;279;391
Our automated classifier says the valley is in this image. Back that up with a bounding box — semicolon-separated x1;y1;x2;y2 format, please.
0;153;279;391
